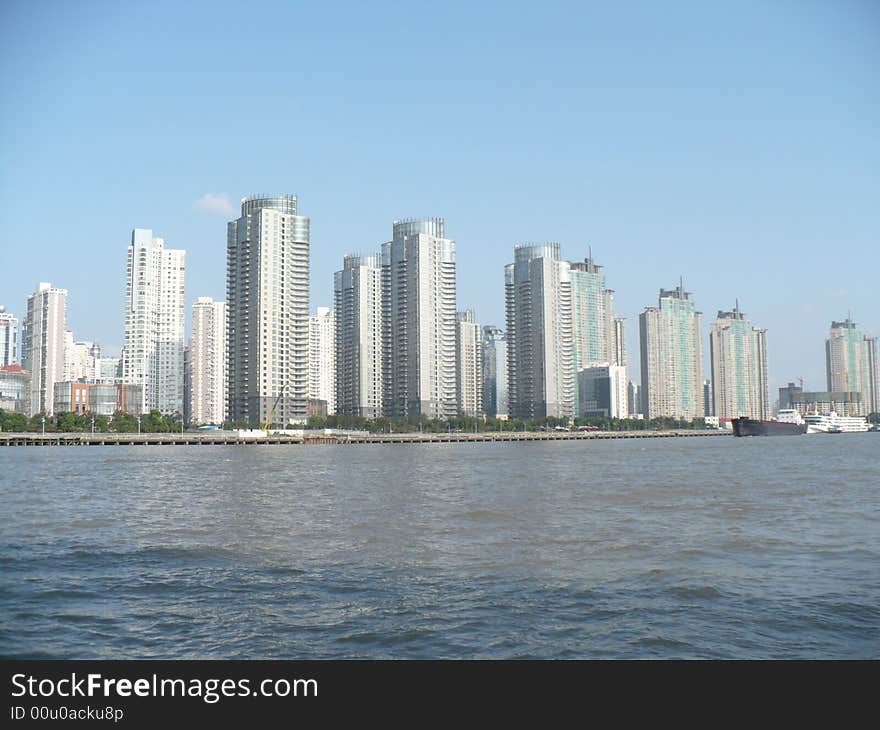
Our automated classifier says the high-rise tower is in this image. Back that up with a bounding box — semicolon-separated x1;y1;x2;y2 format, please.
709;302;769;420
456;309;483;418
22;283;68;416
188;297;227;425
382;218;457;419
334;254;384;418
826;317;879;415
0;305;20;368
639;283;704;420
227;195;310;426
122;229;186;415
504;244;574;420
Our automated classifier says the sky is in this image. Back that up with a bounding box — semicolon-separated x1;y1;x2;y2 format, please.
1;0;878;394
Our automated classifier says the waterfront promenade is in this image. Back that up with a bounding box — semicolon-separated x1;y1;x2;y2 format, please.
0;429;729;446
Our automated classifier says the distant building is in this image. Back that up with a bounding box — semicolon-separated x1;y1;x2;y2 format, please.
63;332;96;382
227;195;310;426
188;297;227;425
334;253;384;419
639;283;704;420
306;398;328;419
826;317;879;415
777;381;803;412
54;382;143;416
505;244;574;420
569;251;625;412
456;309;483;418
95;357;122;381
482;326;508;418
0;364;30;414
789;391;865;418
0;305;19;367
627;380;641;417
383;219;458;419
703;380;714;417
122;228;186;415
22;282;68;416
708;304;769;420
309;307;336;415
577;363;627;419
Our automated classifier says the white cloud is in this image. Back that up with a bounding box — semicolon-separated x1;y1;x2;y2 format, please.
193;193;234;216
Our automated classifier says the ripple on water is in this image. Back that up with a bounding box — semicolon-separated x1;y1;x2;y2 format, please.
1;436;878;658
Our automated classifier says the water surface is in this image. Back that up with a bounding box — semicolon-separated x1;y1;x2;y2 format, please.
1;435;878;658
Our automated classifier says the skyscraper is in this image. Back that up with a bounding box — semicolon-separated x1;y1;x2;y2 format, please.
627;380;642;417
826;317;879;415
505;244;574;420
569;250;626;415
0;305;19;367
382;218;457;419
308;307;336;415
709;303;769;420
482;325;508;418
334;253;384;418
188;297;227;425
122;229;186;415
569;251;625;366
456;309;483;418
22;282;68;415
227;195;310;426
639;283;704;420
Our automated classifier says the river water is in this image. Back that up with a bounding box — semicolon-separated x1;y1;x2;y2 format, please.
1;435;878;658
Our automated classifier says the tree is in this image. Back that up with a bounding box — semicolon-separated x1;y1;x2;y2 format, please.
0;409;28;432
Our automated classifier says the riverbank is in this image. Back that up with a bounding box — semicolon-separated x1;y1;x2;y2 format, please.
0;429;730;446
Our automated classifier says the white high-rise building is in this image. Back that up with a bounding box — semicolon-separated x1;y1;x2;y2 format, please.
188;297;227;425
63;332;96;382
505;244;574;420
456;309;483;418
309;306;336;415
709;303;769;420
826;317;879;415
22;283;68;415
0;305;19;367
227;195;310;426
121;229;186;415
639;284;704;420
334;253;384;418
382;218;458;419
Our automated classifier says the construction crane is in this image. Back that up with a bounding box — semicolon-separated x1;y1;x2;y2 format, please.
263;385;287;432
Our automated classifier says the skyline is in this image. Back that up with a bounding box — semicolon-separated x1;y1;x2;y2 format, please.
2;0;878;394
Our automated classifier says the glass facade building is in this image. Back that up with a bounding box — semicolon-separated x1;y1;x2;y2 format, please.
639;285;704;420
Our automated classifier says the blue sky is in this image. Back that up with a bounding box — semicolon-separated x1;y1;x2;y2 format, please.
1;0;877;393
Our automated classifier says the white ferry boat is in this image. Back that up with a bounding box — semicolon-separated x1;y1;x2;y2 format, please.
804;412;870;434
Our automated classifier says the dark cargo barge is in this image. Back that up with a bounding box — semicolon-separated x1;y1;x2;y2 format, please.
732;417;807;437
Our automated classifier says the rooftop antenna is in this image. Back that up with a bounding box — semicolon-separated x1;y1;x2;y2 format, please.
735;297;740;317
588;244;593;264
679;275;684;296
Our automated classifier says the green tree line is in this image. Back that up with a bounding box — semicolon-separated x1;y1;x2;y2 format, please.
0;409;184;433
300;413;712;434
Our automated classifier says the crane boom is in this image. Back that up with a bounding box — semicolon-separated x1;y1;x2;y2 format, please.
263;385;287;432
